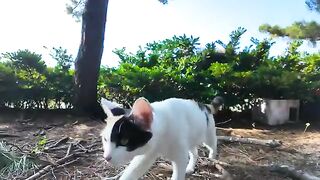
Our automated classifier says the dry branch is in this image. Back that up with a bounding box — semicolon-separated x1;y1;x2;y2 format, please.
216;119;232;126
199;158;230;167
57;157;79;168
0;133;20;138
218;136;282;148
270;165;320;180
65;143;73;157
45;137;69;150
25;137;103;180
214;163;233;180
25;152;81;180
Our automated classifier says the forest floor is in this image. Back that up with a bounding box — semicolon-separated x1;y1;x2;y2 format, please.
0;111;319;180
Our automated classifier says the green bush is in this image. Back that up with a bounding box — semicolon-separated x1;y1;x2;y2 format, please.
98;28;320;109
0;48;74;109
0;28;319;111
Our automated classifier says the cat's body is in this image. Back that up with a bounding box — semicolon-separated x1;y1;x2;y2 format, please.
100;97;223;180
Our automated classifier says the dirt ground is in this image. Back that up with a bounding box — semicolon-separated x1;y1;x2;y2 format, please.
0;111;319;180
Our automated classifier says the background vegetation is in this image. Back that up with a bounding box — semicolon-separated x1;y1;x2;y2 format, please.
0;47;74;109
1;28;319;111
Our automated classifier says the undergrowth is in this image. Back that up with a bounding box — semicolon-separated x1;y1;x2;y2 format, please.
0;141;38;179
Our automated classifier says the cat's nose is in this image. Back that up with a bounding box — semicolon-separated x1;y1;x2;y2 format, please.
104;155;112;161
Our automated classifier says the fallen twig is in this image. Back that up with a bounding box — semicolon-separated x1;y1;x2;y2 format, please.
65;143;73;157
57;157;79;168
253;156;266;161
25;152;82;180
216;119;232;126
157;162;172;171
192;173;206;178
214;163;233;180
45;145;69;152
218;136;282;148
0;133;20;138
199;157;230;166
45;137;69;150
270;165;320;180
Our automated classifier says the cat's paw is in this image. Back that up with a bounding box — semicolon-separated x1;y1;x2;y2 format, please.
186;167;195;175
208;151;217;159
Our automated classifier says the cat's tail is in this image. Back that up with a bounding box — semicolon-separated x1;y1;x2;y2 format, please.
206;96;224;114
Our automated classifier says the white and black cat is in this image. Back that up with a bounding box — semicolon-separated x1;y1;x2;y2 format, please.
100;97;223;180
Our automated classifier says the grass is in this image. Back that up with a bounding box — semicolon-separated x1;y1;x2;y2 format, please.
0;141;39;179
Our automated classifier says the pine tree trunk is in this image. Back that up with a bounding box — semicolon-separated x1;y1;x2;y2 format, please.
74;0;108;120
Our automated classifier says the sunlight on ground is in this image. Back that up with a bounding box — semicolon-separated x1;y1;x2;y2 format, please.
72;124;95;138
0;124;10;129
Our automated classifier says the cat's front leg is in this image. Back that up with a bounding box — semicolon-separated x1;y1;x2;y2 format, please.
119;153;156;180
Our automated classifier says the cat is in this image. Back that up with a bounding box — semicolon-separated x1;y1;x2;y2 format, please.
100;96;224;180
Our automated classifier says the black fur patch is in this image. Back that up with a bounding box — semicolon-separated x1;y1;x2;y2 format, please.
197;102;211;126
197;102;210;112
111;116;152;152
205;112;209;126
111;107;126;116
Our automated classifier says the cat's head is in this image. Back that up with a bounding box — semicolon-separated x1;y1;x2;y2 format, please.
100;97;153;166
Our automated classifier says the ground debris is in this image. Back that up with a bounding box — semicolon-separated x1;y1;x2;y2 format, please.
218;135;282;148
270;165;320;180
1;117;319;180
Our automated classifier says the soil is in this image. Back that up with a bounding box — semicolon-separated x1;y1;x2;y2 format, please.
0;110;319;180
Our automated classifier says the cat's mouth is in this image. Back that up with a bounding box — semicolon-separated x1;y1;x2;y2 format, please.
104;153;132;167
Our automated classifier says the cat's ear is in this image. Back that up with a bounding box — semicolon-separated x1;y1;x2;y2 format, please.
100;98;126;118
212;96;224;111
131;97;153;130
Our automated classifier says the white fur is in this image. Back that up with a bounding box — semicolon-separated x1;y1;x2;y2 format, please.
101;98;218;180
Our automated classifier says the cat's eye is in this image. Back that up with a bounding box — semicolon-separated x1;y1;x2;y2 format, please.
120;138;129;145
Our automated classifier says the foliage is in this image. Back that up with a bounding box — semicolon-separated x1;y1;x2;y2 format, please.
259;21;320;45
0;141;38;179
66;0;169;22
66;0;86;22
259;1;320;45
0;29;319;111
158;0;168;4
0;48;74;109
31;136;48;154
98;28;320;109
306;0;320;13
99;34;213;106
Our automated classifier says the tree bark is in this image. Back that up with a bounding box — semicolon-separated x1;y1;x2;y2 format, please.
74;0;108;120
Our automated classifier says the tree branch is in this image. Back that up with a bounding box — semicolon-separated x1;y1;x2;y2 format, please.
270;165;320;180
218;136;282;148
25;152;82;180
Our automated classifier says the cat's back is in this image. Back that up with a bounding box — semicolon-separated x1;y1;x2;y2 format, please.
150;98;209;150
151;98;195;112
151;97;207;125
